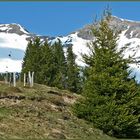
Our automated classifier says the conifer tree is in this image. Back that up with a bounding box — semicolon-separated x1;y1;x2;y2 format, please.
37;40;57;86
67;45;81;93
22;40;33;73
73;12;140;138
52;40;67;89
21;37;41;83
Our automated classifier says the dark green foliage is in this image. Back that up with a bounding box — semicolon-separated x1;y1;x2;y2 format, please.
21;40;33;73
22;37;82;93
22;39;71;90
52;40;67;89
37;41;57;86
67;46;81;93
21;37;41;82
73;14;140;138
0;73;5;81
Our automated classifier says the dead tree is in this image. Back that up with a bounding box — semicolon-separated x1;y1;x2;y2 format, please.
24;73;26;87
23;71;34;87
31;72;34;87
13;72;16;87
28;71;31;86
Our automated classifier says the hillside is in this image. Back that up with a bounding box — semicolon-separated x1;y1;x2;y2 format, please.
0;82;114;139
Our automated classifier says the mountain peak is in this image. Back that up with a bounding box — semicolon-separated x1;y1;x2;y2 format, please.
0;23;29;35
76;15;140;40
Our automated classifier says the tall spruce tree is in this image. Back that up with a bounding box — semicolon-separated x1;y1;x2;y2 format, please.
21;37;41;82
67;45;81;93
37;40;57;86
52;40;67;89
73;13;140;138
22;40;33;73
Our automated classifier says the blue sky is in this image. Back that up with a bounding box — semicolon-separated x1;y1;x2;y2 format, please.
0;2;140;36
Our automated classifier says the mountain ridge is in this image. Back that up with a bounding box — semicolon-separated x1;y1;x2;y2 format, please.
0;16;140;81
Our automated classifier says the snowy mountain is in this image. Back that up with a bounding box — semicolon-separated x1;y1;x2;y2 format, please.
0;24;28;72
1;16;140;81
0;23;47;72
50;16;140;82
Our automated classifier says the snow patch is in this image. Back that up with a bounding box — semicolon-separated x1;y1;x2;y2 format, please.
0;32;28;72
0;58;22;73
117;30;140;81
17;24;29;34
51;32;90;66
67;33;90;66
0;33;28;51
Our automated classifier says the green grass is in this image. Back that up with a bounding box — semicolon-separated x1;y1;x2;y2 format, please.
0;107;12;120
0;82;115;140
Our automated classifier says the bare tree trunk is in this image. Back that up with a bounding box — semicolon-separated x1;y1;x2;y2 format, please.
28;71;31;87
13;72;16;87
31;72;34;87
24;73;26;87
